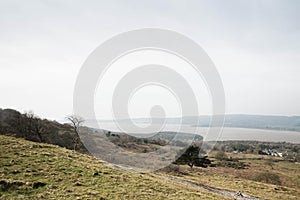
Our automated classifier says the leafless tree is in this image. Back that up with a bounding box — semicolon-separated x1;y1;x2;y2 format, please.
66;115;85;151
32;117;44;142
22;111;44;142
24;110;35;136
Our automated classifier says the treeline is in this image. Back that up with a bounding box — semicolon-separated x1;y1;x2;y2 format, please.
213;140;300;153
0;108;87;153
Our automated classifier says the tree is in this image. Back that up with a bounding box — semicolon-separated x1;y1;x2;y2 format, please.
32;117;44;142
174;145;212;168
66;115;85;151
23;111;35;138
22;111;44;142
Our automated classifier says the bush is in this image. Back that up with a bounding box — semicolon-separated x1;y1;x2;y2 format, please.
160;164;188;175
215;151;228;161
216;160;248;169
265;159;274;169
253;172;281;185
173;145;212;168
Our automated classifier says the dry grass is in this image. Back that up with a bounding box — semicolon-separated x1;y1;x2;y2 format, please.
209;151;300;189
2;134;299;199
0;135;227;199
158;151;300;200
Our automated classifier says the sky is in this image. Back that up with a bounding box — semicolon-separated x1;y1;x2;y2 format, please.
0;0;300;120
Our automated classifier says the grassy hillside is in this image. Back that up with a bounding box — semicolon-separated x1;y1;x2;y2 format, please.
0;135;228;199
1;131;299;199
159;151;300;200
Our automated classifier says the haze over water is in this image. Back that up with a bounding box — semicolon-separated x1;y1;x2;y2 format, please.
87;122;300;144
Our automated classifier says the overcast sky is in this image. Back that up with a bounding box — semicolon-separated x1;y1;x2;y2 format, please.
0;0;300;120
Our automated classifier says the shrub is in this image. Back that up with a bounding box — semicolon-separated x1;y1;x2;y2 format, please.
215;151;228;161
173;145;212;168
160;164;188;175
253;172;281;185
265;159;274;169
216;160;248;169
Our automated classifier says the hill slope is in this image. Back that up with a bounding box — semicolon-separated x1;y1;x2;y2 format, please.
0;108;88;153
0;135;227;199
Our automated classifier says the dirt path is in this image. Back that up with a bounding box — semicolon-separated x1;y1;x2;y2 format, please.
113;164;262;199
159;175;262;200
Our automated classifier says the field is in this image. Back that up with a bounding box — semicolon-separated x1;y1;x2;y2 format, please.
1;134;300;199
0;135;228;199
159;151;300;200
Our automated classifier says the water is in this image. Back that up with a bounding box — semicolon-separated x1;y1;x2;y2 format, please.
87;122;300;144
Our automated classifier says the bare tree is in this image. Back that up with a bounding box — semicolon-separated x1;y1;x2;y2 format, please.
66;115;85;151
24;110;35;137
32;117;44;142
22;111;44;142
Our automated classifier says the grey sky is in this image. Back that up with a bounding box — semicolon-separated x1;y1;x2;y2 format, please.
0;0;299;120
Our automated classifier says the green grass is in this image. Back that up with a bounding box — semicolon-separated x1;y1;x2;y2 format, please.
0;135;228;199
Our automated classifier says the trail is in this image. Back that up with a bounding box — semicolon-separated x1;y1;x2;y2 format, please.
158;175;262;200
112;164;262;199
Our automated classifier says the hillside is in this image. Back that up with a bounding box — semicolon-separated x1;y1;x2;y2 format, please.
0;108;87;153
1;133;300;199
0;108;201;155
0;135;227;199
1;108;300;199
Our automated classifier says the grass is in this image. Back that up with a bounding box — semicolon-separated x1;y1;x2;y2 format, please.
0;135;228;199
211;151;300;189
2;134;299;199
158;151;300;200
159;166;300;200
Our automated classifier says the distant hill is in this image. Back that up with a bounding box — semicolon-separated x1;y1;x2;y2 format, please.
218;114;300;131
99;114;300;132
